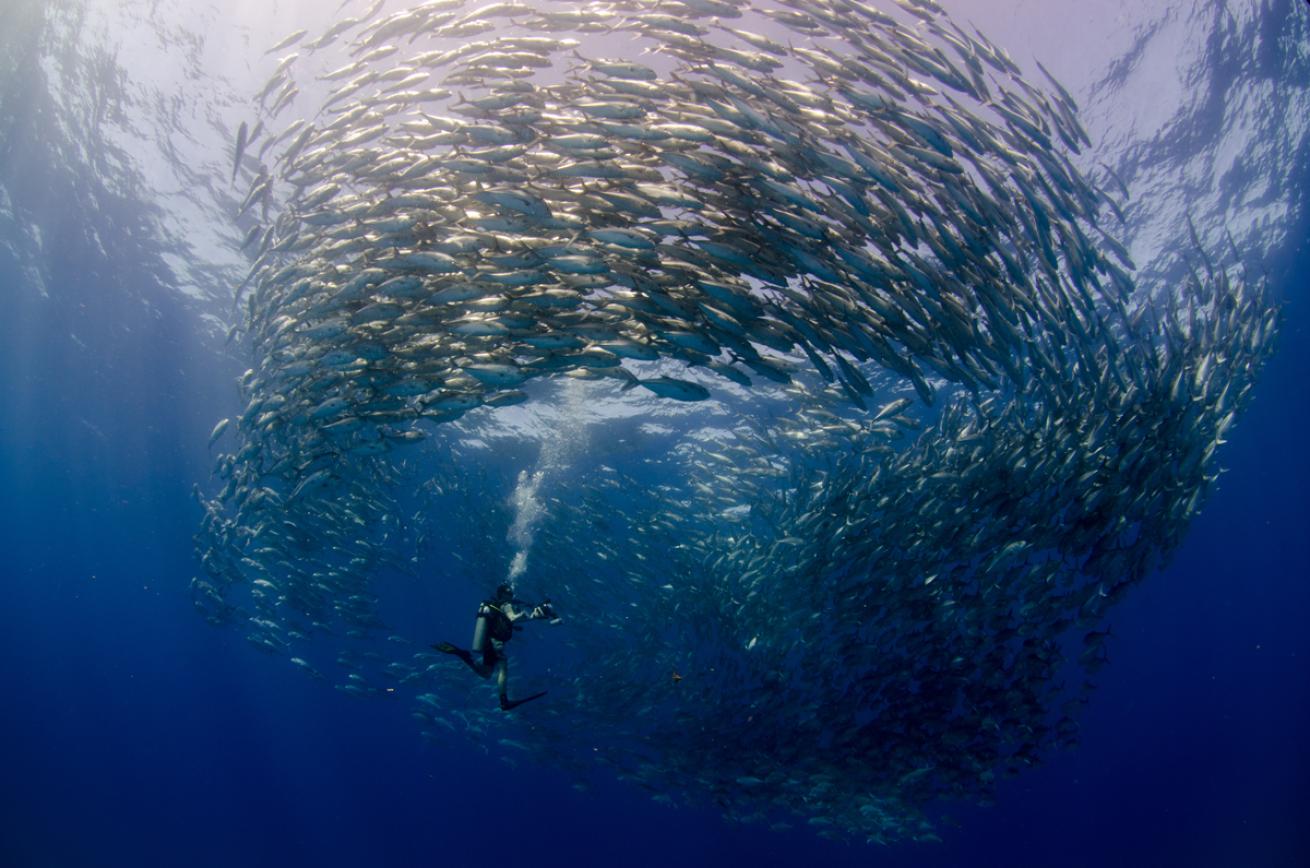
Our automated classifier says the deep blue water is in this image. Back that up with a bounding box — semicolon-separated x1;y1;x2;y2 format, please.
3;6;1309;868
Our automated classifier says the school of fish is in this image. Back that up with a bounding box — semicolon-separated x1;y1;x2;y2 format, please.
193;0;1282;844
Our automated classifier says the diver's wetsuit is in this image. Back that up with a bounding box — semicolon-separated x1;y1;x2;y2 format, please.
434;588;557;710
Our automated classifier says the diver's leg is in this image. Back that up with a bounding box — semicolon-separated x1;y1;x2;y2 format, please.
496;658;510;707
432;642;494;678
498;656;547;711
433;611;496;677
474;645;498;679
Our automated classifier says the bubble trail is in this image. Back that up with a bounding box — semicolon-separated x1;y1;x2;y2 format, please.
506;468;544;583
505;380;590;585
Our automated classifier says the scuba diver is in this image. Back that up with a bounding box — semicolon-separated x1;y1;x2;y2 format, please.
433;583;560;711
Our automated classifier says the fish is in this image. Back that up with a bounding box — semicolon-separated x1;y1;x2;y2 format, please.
208;417;231;448
265;28;308;55
637;377;711;402
232;121;248;182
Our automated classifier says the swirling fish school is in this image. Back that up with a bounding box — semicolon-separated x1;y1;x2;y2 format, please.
193;0;1281;845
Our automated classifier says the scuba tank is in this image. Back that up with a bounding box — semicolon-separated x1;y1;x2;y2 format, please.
471;603;489;654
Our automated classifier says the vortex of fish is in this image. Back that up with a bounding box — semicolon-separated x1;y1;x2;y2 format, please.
193;0;1282;844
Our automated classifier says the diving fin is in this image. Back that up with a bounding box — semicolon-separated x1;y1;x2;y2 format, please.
500;690;547;711
432;642;472;664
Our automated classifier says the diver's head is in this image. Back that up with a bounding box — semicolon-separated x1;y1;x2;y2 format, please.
494;583;514;603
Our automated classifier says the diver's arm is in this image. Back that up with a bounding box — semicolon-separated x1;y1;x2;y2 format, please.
505;599;559;622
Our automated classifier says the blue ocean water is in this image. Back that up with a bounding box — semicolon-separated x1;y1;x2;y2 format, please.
2;2;1308;867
